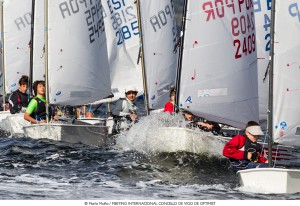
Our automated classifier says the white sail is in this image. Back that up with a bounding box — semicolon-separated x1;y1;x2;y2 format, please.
32;0;45;81
0;39;2;96
273;1;300;146
102;0;143;98
179;0;259;129
47;0;111;106
3;0;31;93
0;2;2;96
254;0;270;120
139;0;177;109
0;39;2;95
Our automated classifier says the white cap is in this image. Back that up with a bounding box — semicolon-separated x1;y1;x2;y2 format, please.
246;125;264;136
125;86;138;93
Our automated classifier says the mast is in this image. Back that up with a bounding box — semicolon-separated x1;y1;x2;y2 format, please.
0;1;5;110
29;0;35;96
268;0;276;167
174;0;188;112
44;0;49;122
136;0;149;116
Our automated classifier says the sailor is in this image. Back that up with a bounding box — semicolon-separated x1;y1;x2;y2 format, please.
24;80;58;124
112;86;138;134
8;75;29;114
182;110;219;132
223;121;269;173
76;105;94;118
163;87;176;114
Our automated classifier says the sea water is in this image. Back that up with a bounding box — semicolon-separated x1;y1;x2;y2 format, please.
1;135;300;200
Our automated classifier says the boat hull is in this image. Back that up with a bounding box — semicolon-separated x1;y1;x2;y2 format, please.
23;124;109;147
237;168;300;194
74;116;114;135
74;118;106;126
3;113;30;136
0;111;12;128
145;127;227;156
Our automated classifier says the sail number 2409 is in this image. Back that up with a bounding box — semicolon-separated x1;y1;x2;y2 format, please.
231;12;256;59
233;33;256;59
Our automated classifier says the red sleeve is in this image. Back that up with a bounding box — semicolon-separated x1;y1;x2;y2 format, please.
223;135;246;160
257;149;268;163
163;102;173;113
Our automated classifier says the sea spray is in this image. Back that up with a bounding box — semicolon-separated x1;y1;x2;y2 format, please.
115;113;185;153
114;113;226;157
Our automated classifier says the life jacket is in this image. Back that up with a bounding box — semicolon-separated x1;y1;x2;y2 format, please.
244;137;263;154
30;97;46;121
16;92;22;105
123;98;137;115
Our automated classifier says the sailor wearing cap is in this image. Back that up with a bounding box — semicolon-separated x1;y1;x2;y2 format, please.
112;86;139;134
222;121;269;173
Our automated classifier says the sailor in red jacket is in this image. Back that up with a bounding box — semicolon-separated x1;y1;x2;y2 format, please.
223;121;269;173
163;87;176;113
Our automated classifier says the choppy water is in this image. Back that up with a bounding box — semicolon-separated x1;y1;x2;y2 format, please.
1;136;300;200
1;110;300;200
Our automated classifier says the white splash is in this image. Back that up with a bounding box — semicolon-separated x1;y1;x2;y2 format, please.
115;113;226;157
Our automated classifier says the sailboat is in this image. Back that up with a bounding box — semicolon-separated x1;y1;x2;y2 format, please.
237;0;300;194
22;0;112;147
75;0;144;130
102;0;143;99
85;0;177;134
4;0;50;137
0;0;32;134
143;0;260;155
136;0;177;113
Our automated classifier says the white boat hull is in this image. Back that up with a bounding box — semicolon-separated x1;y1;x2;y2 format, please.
3;113;30;136
74;117;114;135
0;111;12;128
237;168;300;194
145;127;227;156
23;124;109;147
75;117;106;125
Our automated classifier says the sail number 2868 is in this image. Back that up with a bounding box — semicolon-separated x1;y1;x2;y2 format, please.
233;33;256;59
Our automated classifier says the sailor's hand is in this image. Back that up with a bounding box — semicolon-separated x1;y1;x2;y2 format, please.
130;114;138;119
53;115;59;121
247;152;252;160
197;122;213;130
39;120;46;124
250;152;258;162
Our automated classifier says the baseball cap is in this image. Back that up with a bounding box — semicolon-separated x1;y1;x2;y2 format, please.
125;86;138;93
246;125;264;136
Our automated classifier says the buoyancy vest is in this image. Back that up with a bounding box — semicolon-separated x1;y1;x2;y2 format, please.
123;98;137;115
16;92;21;105
30;97;46;120
244;137;263;154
